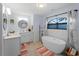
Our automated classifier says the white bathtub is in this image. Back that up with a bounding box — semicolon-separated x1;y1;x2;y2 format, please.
42;36;66;54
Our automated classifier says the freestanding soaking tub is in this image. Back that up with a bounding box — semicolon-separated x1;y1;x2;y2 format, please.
42;36;66;54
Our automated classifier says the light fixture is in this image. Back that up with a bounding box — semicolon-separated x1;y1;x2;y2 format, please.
18;17;28;22
36;3;46;8
39;4;44;8
6;7;11;15
3;6;6;14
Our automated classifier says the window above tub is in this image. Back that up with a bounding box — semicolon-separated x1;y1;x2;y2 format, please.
47;16;68;30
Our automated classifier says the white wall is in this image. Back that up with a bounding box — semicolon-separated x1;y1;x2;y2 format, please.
46;4;79;17
0;4;2;56
33;14;48;42
33;15;40;42
38;15;46;40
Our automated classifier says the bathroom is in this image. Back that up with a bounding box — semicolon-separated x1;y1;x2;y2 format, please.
0;3;79;56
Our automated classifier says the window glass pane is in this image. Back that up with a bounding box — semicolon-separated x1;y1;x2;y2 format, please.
47;17;67;30
58;23;67;30
47;24;57;29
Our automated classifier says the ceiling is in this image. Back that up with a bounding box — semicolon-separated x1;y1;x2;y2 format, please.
4;3;73;16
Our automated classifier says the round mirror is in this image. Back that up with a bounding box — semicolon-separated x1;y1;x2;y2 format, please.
18;20;28;29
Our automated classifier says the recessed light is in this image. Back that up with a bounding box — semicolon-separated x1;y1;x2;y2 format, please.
39;4;44;8
36;3;46;8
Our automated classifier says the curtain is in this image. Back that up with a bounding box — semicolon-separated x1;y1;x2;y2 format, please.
68;10;79;50
72;10;79;50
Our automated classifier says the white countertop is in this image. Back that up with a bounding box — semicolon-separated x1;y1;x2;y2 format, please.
3;34;21;39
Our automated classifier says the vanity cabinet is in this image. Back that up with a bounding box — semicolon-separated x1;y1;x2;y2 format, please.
20;31;33;43
3;36;21;56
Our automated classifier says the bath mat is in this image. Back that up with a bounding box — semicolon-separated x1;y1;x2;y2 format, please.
20;50;28;56
20;43;29;56
20;43;29;50
36;47;48;54
42;50;55;56
19;42;56;56
36;47;56;56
